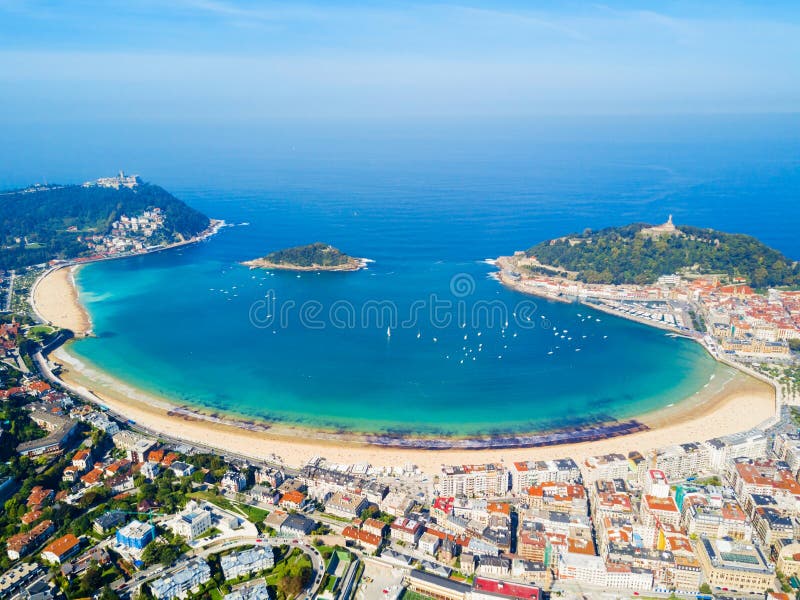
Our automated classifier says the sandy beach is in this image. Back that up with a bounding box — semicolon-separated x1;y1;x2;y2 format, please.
31;266;92;336
34;264;777;475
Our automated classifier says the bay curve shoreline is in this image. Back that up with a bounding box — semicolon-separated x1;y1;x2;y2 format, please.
27;249;778;474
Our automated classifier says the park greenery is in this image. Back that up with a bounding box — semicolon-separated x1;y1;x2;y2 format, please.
527;223;800;287
0;181;209;269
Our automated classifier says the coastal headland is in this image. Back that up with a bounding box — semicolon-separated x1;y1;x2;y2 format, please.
32;261;777;474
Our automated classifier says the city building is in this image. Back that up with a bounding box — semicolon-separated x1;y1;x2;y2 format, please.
441;463;509;498
171;502;212;540
694;536;774;593
41;534;81;564
149;558;211;600
220;547;274;580
116;520;156;550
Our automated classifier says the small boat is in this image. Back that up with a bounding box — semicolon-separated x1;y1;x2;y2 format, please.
416;331;421;339
547;351;553;355
386;326;391;338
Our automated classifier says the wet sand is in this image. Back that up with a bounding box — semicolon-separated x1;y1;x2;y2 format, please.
33;259;777;474
49;343;775;474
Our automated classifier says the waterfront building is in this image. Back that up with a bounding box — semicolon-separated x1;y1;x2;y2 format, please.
149;558;211;600
694;536;774;593
441;463;509;498
581;453;633;484
112;431;157;463
220;547;274;580
116;520;155;550
704;431;768;471
650;443;709;482
511;459;579;494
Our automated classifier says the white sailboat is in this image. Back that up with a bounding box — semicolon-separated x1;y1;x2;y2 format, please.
386;326;391;338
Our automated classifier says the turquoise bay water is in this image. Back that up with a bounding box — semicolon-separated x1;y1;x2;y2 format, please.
51;119;798;437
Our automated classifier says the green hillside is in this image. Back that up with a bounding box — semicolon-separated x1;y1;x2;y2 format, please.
0;181;209;269
264;243;356;268
527;223;799;287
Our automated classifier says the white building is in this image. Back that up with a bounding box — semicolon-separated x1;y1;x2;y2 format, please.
643;469;670;498
220;547;274;580
440;463;509;498
221;471;247;493
418;532;440;556
704;431;768;471
149;558;211;600
171;501;212;541
581;453;632;484
510;458;580;493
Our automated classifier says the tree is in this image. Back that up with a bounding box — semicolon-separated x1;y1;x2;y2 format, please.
699;582;712;594
100;585;121;600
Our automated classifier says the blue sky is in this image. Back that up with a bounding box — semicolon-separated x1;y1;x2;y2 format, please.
0;1;798;120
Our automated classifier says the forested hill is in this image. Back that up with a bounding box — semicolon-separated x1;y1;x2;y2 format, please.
527;223;800;287
0;181;210;269
264;243;356;267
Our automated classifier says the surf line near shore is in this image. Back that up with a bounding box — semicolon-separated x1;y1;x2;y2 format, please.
31;255;776;473
27;235;776;473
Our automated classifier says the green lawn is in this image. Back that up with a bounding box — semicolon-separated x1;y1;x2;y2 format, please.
402;591;435;600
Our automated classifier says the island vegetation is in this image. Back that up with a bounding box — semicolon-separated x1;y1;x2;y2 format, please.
243;242;366;271
0;180;210;270
527;222;800;287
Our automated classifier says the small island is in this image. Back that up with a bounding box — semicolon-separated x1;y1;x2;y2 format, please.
242;242;368;271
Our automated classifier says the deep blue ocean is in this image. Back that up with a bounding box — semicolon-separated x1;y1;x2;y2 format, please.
4;116;798;435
